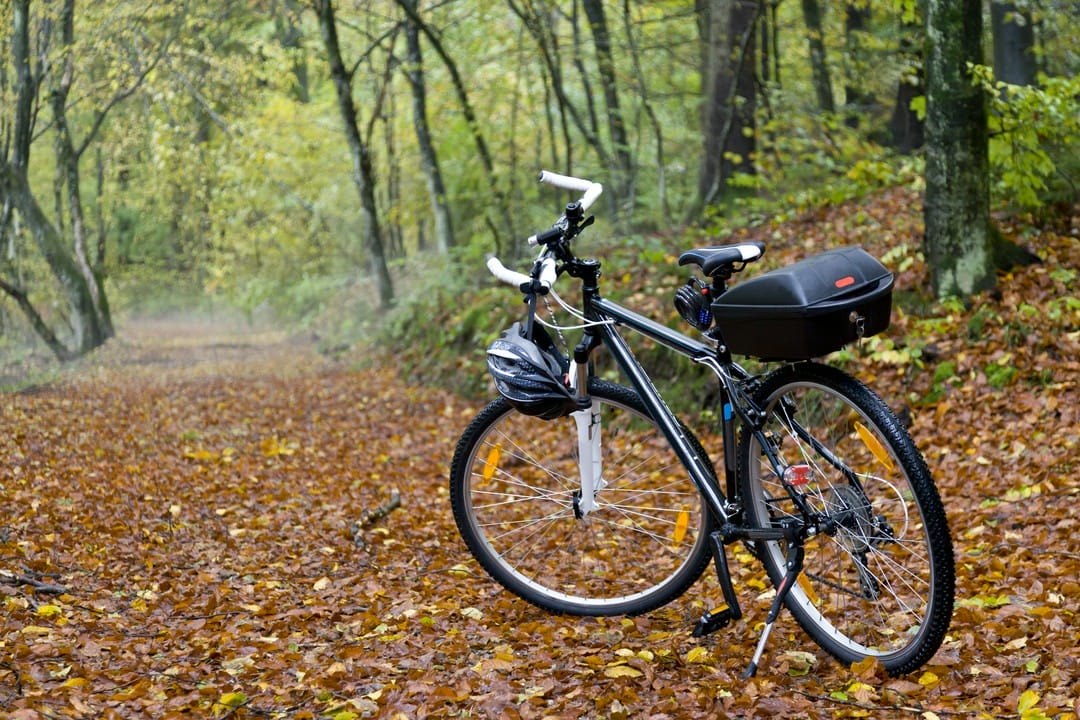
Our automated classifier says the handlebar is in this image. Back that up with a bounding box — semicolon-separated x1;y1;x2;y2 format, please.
489;170;602;289
537;170;603;212
487;255;557;291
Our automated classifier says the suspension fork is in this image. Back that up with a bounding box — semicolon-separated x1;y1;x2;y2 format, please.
569;329;603;517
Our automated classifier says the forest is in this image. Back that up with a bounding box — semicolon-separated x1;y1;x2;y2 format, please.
0;0;1077;365
2;1;1079;718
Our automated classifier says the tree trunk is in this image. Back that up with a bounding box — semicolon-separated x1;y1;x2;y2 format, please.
620;0;668;223
991;1;1037;86
51;0;113;346
1;0;112;359
890;22;925;154
0;162;100;359
843;3;872;128
697;0;758;210
393;0;514;249
314;0;394;309
923;0;995;299
274;0;311;103
583;0;632;203
402;0;454;254
800;0;835;114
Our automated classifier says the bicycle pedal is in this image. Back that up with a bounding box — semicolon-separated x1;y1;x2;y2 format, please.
692;605;735;637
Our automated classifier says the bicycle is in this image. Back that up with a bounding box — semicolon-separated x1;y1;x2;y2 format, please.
449;171;954;677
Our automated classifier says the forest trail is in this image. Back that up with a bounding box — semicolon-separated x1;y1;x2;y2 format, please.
1;317;1077;719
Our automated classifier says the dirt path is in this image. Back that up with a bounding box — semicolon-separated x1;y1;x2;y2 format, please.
1;321;1077;719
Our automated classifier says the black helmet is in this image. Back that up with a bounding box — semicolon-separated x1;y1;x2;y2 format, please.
486;322;576;420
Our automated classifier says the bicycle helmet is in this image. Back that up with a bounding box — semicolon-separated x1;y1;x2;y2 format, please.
486;322;577;420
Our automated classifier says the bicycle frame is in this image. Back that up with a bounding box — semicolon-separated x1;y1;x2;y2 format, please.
566;256;745;527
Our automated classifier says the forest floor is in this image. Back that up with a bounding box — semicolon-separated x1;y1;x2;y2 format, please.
1;194;1078;719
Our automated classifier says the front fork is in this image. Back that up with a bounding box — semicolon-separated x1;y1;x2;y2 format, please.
569;356;603;518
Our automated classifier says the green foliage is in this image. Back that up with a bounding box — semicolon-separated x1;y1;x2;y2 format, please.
969;65;1080;209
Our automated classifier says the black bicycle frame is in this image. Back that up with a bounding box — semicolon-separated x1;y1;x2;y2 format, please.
567;258;741;526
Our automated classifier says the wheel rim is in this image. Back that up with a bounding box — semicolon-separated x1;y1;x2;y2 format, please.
460;398;710;611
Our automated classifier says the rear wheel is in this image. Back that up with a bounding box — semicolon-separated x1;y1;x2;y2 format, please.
450;379;715;616
738;362;954;675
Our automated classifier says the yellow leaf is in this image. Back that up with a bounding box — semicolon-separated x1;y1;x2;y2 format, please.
20;625;53;636
36;604;63;618
685;646;711;664
213;692;248;716
1017;690;1040;713
261;436;297;457
917;671;939;687
62;677;91;689
603;664;643;678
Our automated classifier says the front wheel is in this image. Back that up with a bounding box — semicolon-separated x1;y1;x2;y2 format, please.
449;379;715;616
738;362;954;675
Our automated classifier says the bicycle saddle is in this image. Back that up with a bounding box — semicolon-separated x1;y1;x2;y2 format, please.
678;242;765;277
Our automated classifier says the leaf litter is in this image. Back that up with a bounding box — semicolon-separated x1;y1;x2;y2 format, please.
1;195;1078;718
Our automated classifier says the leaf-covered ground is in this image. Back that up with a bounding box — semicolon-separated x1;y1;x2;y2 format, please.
2;197;1078;719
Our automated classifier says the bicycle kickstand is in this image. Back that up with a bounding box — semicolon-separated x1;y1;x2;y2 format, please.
744;525;806;679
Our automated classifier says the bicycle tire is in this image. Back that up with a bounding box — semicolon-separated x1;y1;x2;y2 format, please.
450;378;716;616
737;362;954;675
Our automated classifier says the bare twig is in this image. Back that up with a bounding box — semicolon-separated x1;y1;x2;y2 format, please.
0;567;67;595
351;490;402;549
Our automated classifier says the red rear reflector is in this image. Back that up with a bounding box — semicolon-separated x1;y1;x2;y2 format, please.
783;464;813;486
835;276;856;289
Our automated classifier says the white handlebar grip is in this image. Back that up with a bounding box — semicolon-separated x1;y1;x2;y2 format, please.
580;182;603;211
538;170;593;192
486;256;531;287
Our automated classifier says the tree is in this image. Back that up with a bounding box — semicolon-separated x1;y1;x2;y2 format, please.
890;15;925;154
922;0;995;298
991;1;1036;87
582;0;632;204
399;0;454;254
801;0;835;114
313;0;395;309
0;0;160;360
697;0;759;210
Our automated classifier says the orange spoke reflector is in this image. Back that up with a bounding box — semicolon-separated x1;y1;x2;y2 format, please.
482;446;501;481
855;421;894;471
673;509;690;544
797;574;820;605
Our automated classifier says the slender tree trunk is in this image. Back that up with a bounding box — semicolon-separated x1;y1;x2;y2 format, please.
401;0;453;254
393;0;514;247
51;0;112;347
507;0;613;178
621;0;668;223
274;0;311;103
923;0;995;299
991;1;1037;86
697;0;758;210
800;0;834;114
582;0;632;202
843;3;872;128
314;0;394;308
890;21;925;154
